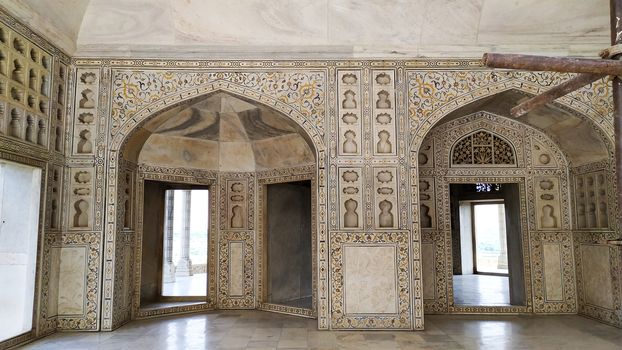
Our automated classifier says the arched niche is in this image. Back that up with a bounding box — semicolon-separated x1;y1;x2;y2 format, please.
103;88;326;329
417;111;577;315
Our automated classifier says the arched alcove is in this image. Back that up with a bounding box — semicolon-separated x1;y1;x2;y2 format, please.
106;89;323;325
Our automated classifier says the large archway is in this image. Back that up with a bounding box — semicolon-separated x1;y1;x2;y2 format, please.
103;87;327;329
409;83;617;321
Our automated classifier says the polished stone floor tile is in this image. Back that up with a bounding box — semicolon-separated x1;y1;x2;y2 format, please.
18;310;622;350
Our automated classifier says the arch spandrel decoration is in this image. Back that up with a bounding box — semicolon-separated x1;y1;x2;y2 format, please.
407;70;614;153
451;130;516;166
110;70;327;140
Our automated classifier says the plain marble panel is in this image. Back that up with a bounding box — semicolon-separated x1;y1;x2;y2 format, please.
57;246;86;315
419;0;483;45
580;244;614;309
344;245;397;314
77;0;175;45
327;0;423;46
421;243;436;300
543;243;563;301
478;0;609;45
47;246;61;317
229;242;245;297
171;0;328;45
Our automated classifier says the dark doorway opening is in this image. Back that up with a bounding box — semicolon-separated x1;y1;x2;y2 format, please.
265;180;313;310
450;183;525;306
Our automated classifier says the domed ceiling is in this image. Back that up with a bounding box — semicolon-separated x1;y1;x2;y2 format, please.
1;0;610;58
133;93;315;171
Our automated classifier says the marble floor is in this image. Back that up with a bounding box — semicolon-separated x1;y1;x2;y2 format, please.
453;274;510;306
162;273;207;297
19;310;622;350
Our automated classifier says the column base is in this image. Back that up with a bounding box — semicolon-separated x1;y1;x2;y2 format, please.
163;262;176;283
176;258;193;277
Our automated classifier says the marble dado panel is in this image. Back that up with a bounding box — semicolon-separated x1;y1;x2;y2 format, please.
573;231;622;328
330;231;411;330
110;70;326;135
56;232;100;331
218;231;254;309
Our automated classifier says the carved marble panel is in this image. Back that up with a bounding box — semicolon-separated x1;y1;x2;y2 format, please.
534;176;562;230
372;70;396;156
218;231;254;309
337;70;362;156
338;167;363;230
574;171;610;230
373;167;398;229
67;168;93;230
418;177;436;230
71;68;98;156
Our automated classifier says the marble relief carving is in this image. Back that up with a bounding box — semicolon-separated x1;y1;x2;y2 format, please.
372;168;398;229
71;69;98;155
574;171;610;230
339;168;363;229
68;168;94;230
337;71;362;156
372;70;396;156
0;22;52;150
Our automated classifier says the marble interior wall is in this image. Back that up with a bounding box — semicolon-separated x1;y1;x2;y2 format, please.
0;9;621;349
571;162;622;327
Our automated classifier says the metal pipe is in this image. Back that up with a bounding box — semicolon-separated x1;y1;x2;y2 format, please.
510;73;605;117
482;53;622;76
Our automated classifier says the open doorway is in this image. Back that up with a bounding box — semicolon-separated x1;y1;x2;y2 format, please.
0;160;42;342
139;180;211;311
261;180;314;315
450;183;525;307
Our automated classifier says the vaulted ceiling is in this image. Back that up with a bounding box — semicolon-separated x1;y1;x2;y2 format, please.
1;0;610;58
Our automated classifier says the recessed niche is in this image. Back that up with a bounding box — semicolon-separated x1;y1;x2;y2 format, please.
79;89;95;108
0;28;6;43
73;199;89;227
0;51;6;76
343;130;357;153
376;130;392;153
342;113;358;125
377;170;393;183
342;90;357;109
342;170;359;182
78;112;94;124
29;49;38;63
37;120;46;146
10;87;23;102
376;113;391;125
375;73;391;85
28;69;37;90
25;115;35;142
41;56;50;70
40;76;48;97
9;109;21;138
13;38;25;55
376;90;391;109
77;129;93;154
57;84;63;104
54;127;62;152
344;199;359;228
27;95;35;108
12;59;24;84
80;72;97;85
39;100;47;114
378;200;394;227
341;73;357;85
